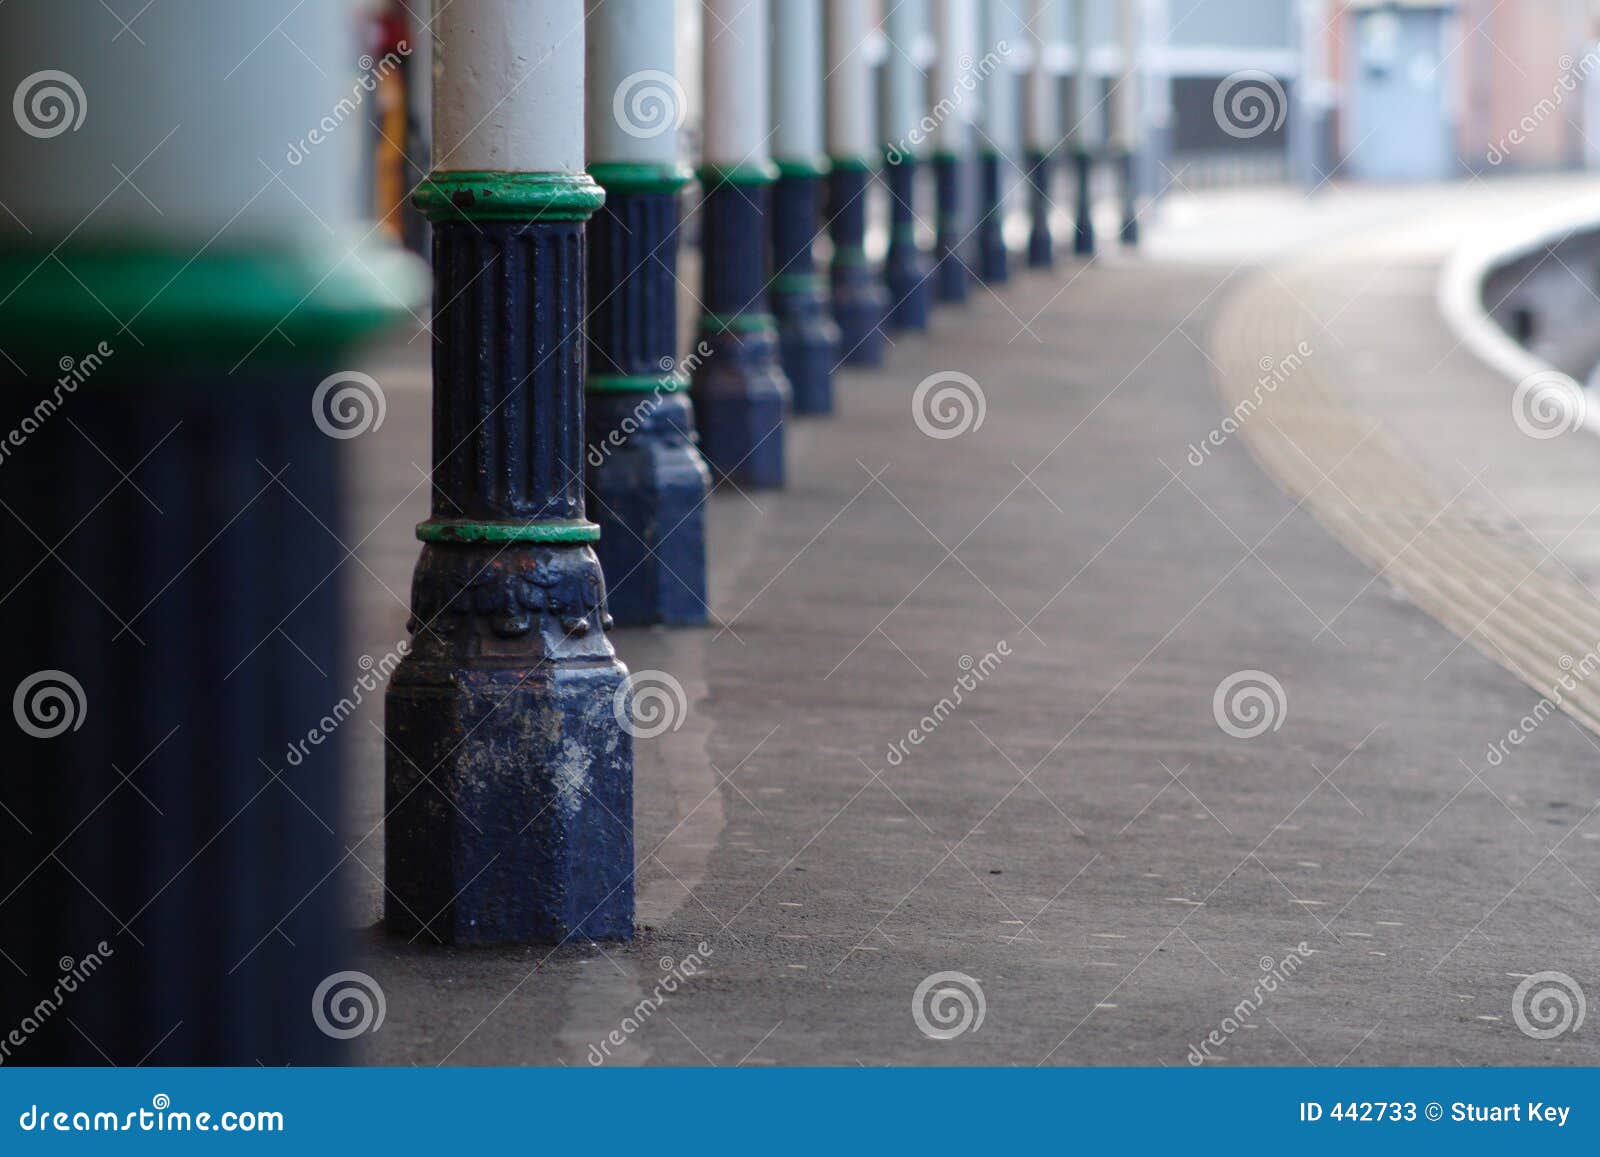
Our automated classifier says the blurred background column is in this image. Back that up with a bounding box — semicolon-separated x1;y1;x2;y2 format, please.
1025;0;1062;268
883;0;933;331
932;0;975;302
1071;0;1101;255
384;0;634;945
695;0;789;487
0;0;422;1061
976;0;1019;283
1112;0;1142;244
827;0;891;366
584;0;711;627
1293;0;1335;188
771;0;841;414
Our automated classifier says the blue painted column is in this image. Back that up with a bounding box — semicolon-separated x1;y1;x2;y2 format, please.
585;2;710;627
826;0;890;365
932;0;974;303
1025;0;1063;268
976;0;1019;284
0;0;423;1062
771;0;841;415
694;0;790;489
384;0;634;945
1071;0;1100;256
883;0;932;331
1112;0;1143;246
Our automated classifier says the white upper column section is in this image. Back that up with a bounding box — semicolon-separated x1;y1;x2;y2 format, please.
1070;0;1102;150
772;0;827;165
931;0;977;155
1111;0;1141;151
434;0;586;174
586;0;682;167
826;0;875;162
0;0;363;245
703;0;772;169
883;0;927;155
1025;0;1061;153
978;0;1019;153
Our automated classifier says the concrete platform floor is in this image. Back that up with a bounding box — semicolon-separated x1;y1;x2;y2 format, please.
339;177;1600;1066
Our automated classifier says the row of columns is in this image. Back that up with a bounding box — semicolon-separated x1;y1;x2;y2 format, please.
383;0;1150;946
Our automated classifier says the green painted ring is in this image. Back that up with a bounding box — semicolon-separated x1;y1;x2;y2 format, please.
829;155;878;174
589;161;695;194
698;311;779;336
586;370;691;394
774;157;832;179
772;272;827;295
416;519;601;545
415;171;606;223
698;160;781;188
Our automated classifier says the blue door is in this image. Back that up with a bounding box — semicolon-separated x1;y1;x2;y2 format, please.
1345;2;1457;181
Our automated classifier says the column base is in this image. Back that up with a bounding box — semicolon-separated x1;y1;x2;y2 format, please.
385;543;634;946
773;275;841;414
885;161;931;331
692;319;789;489
934;155;970;304
1074;151;1097;257
828;167;890;365
1117;150;1140;247
1027;151;1055;269
587;388;710;627
977;153;1009;284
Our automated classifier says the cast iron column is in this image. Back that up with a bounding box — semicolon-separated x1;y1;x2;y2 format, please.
826;0;890;365
1025;0;1062;268
883;0;932;331
385;0;635;945
1072;0;1100;256
585;0;711;626
1112;0;1143;246
976;0;1018;284
771;0;841;415
694;0;790;489
932;0;973;303
0;0;422;1062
